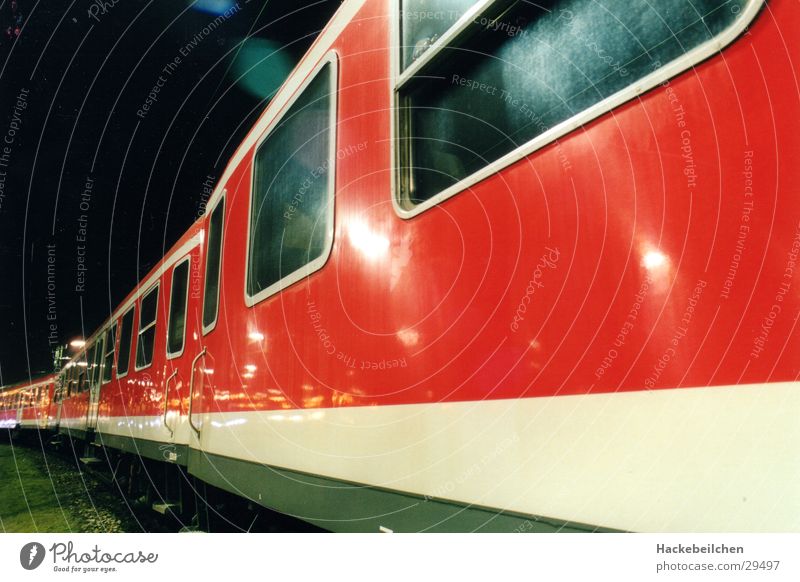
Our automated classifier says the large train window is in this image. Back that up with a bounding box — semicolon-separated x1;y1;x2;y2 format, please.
102;323;117;384
246;56;337;305
202;195;224;333
135;284;159;370
167;257;190;358
117;306;135;378
395;0;759;212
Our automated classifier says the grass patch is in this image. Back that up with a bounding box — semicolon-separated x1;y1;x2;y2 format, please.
0;442;76;532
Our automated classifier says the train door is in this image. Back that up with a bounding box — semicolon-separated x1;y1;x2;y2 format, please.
86;334;104;429
15;391;22;426
90;324;116;430
164;252;195;442
190;192;225;447
55;372;66;427
54;375;64;428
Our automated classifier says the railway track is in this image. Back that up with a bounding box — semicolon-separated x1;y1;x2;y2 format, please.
2;430;321;533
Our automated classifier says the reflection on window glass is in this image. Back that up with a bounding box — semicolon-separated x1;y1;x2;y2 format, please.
136;286;159;369
401;0;478;70
398;0;748;205
248;62;334;298
168;259;190;355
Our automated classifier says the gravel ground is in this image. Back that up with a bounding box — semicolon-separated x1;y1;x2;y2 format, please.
0;438;150;533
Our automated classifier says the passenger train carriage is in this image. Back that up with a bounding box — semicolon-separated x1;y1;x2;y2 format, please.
0;375;56;431
3;0;800;532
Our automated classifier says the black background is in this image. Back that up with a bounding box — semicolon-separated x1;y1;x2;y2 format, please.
0;0;341;385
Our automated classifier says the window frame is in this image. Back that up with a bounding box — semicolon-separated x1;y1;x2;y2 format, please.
390;0;764;218
166;255;192;359
202;193;225;335
116;305;135;379
135;283;160;372
244;51;339;308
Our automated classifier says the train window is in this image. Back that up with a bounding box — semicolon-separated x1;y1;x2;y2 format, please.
246;57;337;305
78;358;88;393
70;362;80;396
84;346;95;391
102;323;117;384
117;306;135;378
92;337;104;387
395;0;756;210
167;257;190;358
202;196;224;333
135;284;159;370
400;0;477;70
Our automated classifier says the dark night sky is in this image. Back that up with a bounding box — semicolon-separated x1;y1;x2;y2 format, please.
0;0;341;385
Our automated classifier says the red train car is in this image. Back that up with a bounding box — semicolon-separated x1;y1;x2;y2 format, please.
19;376;56;431
33;0;800;531
0;385;24;430
0;375;57;431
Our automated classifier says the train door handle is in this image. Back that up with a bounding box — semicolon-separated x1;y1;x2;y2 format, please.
188;348;207;436
163;369;178;437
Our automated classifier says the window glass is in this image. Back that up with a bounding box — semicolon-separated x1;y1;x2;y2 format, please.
203;199;224;330
102;324;117;383
400;0;477;70
85;346;96;390
168;259;190;355
248;62;334;298
78;355;88;393
70;363;79;395
92;338;104;387
398;0;748;205
136;286;159;369
117;307;135;377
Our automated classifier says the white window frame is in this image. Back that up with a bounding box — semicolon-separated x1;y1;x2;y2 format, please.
135;283;160;372
116;305;135;379
202;193;225;335
390;0;764;218
244;51;338;308
166;255;192;359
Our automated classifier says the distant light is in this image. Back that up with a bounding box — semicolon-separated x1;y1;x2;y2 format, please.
191;0;237;15
203;368;215;375
642;251;667;270
244;364;257;372
248;331;265;342
70;339;85;348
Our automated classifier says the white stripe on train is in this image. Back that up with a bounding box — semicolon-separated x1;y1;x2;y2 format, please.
84;381;800;532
